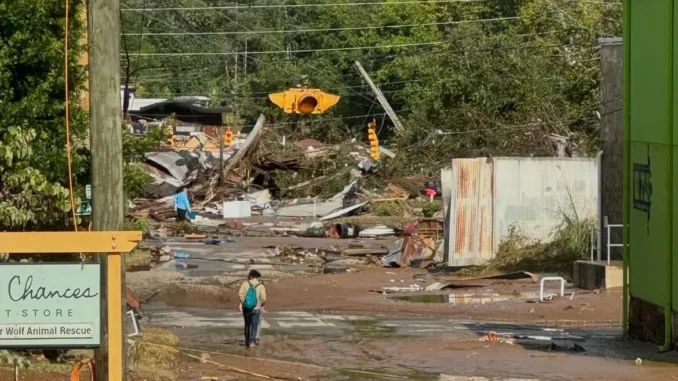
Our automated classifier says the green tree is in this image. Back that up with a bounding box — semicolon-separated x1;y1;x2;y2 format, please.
122;0;622;172
0;0;88;229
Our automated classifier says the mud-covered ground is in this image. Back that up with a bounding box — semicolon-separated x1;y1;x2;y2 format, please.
5;236;678;380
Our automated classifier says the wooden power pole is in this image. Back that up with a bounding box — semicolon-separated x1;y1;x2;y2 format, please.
87;0;126;380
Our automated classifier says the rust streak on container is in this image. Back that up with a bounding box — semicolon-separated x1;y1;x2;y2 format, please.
451;159;494;263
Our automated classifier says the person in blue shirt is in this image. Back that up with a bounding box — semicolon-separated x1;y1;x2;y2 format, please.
174;186;192;222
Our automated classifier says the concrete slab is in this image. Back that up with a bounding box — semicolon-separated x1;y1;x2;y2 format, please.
573;260;623;290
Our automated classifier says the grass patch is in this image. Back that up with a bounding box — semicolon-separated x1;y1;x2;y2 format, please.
131;328;180;381
126;248;153;269
459;211;595;277
371;201;404;217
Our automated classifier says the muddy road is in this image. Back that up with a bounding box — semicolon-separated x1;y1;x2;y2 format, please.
127;236;678;381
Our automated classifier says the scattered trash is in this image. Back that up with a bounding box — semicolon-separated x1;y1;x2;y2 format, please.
358;225;396;237
549;342;585;352
381;284;423;293
479;331;498;342
319;201;369;221
332;223;361;238
383;236;436;268
174;252;190;259
184;233;207;239
579;305;595;314
425;282;485;291
158;254;171;262
636;358;643;365
223;220;245;230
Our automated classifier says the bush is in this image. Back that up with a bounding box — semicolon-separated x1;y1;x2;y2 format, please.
460;213;595;277
422;201;443;217
124;217;150;236
123;164;153;201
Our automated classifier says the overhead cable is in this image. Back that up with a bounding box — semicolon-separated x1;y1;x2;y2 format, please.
123;0;484;12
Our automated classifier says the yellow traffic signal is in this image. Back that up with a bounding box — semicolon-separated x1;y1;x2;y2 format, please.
224;127;233;146
165;125;174;147
367;119;379;160
269;88;340;114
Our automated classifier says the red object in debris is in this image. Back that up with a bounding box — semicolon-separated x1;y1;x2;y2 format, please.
402;224;418;235
126;287;140;309
225;220;244;230
425;189;437;197
488;331;497;342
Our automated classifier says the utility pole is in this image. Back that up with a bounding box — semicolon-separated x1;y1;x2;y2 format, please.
244;39;248;76
354;61;405;134
87;0;126;380
219;114;226;185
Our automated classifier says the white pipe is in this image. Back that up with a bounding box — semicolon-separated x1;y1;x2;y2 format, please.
596;150;603;261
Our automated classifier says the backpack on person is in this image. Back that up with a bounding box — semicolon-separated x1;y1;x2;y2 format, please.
243;281;260;309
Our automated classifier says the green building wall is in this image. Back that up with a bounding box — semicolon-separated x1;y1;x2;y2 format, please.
626;0;678;345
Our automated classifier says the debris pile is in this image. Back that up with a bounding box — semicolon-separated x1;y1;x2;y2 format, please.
130;114;447;269
274;245;324;266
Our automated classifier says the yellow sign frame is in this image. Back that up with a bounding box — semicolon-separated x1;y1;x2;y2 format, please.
0;231;142;380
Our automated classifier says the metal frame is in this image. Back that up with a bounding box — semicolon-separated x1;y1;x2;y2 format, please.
127;310;140;338
589;218;625;266
605;221;624;266
0;231;142;381
540;276;565;302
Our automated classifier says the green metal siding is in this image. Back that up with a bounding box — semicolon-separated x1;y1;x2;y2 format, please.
628;0;673;308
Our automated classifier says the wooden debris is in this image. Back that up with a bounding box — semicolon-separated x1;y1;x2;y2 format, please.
184;233;207;239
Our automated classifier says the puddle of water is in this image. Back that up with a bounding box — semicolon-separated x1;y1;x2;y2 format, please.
391;292;540;304
343;320;398;340
175;263;199;270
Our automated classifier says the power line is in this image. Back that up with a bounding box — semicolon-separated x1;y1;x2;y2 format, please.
124;39;581;58
122;3;380;106
123;41;444;56
122;0;484;12
121;17;520;36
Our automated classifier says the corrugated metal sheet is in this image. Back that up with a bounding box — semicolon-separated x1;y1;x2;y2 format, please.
493;157;598;253
446;158;494;267
443;157;598;267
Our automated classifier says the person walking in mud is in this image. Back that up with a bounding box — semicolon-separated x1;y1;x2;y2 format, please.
238;270;266;348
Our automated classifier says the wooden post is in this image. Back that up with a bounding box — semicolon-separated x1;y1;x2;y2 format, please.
219;125;224;185
87;0;125;379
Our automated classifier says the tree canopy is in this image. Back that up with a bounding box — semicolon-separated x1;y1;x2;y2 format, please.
122;0;621;170
0;0;87;229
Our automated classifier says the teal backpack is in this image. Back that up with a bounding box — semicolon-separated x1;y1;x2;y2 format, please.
243;282;260;309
